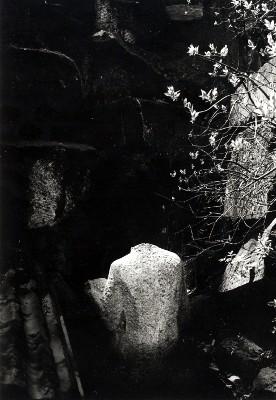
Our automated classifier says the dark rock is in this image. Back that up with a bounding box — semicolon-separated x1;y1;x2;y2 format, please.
188;294;218;336
166;3;203;22
0;144;96;230
95;0;167;44
0;271;25;388
214;336;270;381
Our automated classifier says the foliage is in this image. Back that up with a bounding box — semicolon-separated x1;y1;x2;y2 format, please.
165;0;276;257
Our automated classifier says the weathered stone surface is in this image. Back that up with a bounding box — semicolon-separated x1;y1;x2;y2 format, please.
86;244;188;364
253;367;276;394
29;159;63;229
219;239;264;292
224;124;276;220
219;218;276;292
27;148;93;229
230;57;276;125
225;59;276;220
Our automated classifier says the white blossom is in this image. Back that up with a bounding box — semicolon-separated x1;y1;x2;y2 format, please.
222;66;229;76
220;45;229;57
261;3;270;12
230;136;248;151
164;86;181;102
190;109;199;124
228;73;240;87
183;98;199;123
209;43;216;52
217;164;224;172
265;33;276;57
187;44;199;56
256;233;272;258
209;131;218;147
199;88;218;103
264;19;276;32
243;0;252;10
189;151;199;160
231;0;241;6
219;250;236;264
248;39;256;50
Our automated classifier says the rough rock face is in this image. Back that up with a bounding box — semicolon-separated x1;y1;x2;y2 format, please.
28;149;93;229
225;58;276;220
219;239;265;292
219;218;276;292
230;57;276;125
86;244;188;366
224;124;275;220
29;159;63;228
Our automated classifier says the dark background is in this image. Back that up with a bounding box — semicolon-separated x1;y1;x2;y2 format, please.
1;1;275;399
